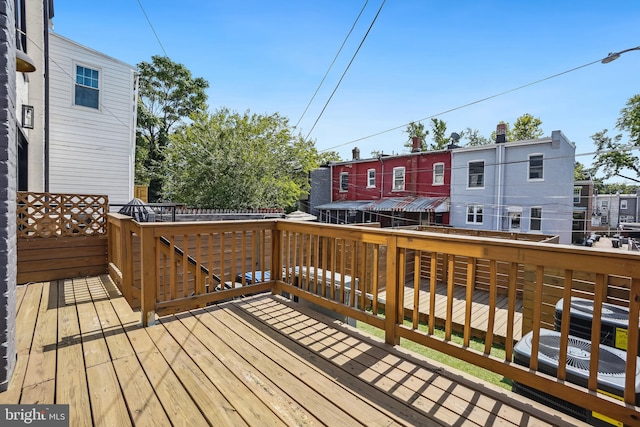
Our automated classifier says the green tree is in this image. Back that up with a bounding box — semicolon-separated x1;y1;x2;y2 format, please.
592;94;640;183
574;161;596;181
489;114;544;143
163;108;323;209
462;128;491;146
512;113;544;141
429;118;449;150
595;182;638;195
136;55;209;202
319;150;342;164
403;121;428;151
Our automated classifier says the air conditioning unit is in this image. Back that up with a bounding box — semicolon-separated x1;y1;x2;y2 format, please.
554;297;638;354
513;329;640;426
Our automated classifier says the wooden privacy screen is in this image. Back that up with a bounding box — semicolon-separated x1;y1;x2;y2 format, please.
17;192;109;283
17;192;108;238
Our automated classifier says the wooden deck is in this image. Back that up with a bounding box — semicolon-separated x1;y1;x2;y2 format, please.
1;276;586;426
380;282;523;345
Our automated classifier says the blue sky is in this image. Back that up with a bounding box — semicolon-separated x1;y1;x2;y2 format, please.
53;1;640;181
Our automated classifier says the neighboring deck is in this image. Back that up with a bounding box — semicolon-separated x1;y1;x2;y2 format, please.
0;276;586;426
380;282;523;344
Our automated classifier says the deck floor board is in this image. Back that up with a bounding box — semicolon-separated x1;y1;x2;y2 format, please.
382;281;524;344
0;277;586;427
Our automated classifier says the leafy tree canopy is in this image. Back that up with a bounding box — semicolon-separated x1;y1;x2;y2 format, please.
163;108;324;209
592;94;640;183
402;119;460;151
429;118;450;150
489;114;544;142
403;121;428;151
318;150;342;164
462;128;491;146
595;182;639;195
574;161;596;181
512;113;544;141
136;55;209;201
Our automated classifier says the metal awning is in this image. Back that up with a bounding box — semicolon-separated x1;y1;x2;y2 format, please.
314;201;373;210
285;210;317;221
365;197;449;213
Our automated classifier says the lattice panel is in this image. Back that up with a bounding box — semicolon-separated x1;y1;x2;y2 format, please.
17;192;109;238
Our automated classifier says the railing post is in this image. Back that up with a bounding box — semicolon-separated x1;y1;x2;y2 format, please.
271;221;282;291
120;216;134;304
384;236;399;345
139;223;157;326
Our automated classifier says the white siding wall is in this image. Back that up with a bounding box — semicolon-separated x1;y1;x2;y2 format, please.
48;33;136;205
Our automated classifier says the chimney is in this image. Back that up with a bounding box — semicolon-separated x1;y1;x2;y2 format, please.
411;136;421;152
352;147;360;160
496;123;507;143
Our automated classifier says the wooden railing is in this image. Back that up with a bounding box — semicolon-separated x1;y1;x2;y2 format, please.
107;215;640;425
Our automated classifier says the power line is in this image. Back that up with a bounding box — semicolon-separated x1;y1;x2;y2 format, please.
294;1;369;129
320;57;605;152
305;0;386;140
137;0;168;57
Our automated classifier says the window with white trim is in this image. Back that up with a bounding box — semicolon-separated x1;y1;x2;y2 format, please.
74;65;100;109
573;187;581;204
528;154;544;180
466;205;483;224
340;172;348;192
367;169;376;188
601;200;609;209
393;167;405;191
621;200;628;210
468;161;484;188
509;213;521;231
433;162;444;185
530;207;542;231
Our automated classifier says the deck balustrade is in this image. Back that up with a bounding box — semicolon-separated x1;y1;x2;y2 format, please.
107;214;640;426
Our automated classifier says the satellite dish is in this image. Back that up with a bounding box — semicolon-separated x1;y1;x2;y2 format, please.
450;132;460;142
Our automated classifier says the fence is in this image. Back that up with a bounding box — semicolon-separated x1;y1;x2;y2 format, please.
17;192;108;283
107;216;640;425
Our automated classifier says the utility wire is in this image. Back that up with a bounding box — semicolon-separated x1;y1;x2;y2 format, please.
305;0;386;140
321;57;604;152
137;0;168;57
294;0;369;129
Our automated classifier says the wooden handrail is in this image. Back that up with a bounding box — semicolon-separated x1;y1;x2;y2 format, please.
106;214;640;424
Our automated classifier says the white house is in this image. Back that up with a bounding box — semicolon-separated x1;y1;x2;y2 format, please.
449;129;575;244
48;32;137;205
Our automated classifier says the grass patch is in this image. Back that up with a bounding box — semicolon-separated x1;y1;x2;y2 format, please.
357;319;513;390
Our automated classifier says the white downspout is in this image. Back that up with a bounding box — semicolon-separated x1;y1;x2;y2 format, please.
495;144;504;231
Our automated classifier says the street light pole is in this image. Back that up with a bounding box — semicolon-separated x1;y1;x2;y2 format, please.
601;46;640;64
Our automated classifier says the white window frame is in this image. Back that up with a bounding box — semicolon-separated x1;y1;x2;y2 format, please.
467;161;484;189
573;187;581;204
528;153;544;181
339;172;348;192
367;169;376;188
433;162;445;186
601;200;609;209
466;204;483;224
509;212;522;232
392;167;405;191
73;62;101;110
620;200;628;210
530;207;542;231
